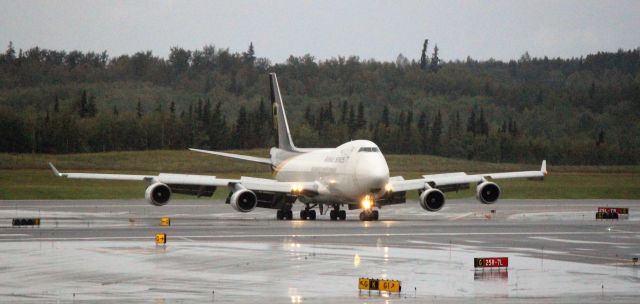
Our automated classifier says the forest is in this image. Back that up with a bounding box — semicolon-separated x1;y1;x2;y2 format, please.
0;41;639;165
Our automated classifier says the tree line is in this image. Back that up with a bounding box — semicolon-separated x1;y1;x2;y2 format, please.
0;41;639;165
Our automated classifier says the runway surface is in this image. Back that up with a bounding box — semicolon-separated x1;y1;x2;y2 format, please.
1;198;639;303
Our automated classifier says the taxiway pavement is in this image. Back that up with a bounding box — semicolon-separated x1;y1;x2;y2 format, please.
1;198;639;303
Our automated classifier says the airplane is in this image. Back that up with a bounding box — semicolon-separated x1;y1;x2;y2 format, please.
49;73;547;221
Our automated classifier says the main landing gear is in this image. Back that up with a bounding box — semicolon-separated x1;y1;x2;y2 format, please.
359;209;379;221
276;209;293;220
329;205;347;221
300;208;317;220
278;204;317;221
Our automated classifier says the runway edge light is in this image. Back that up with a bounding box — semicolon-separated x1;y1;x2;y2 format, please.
160;217;171;226
155;233;167;245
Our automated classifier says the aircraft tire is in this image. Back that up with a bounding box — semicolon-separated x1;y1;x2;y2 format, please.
359;212;366;221
308;210;316;220
286;210;293;220
300;210;308;220
372;210;379;220
339;210;347;220
276;210;284;220
330;210;338;221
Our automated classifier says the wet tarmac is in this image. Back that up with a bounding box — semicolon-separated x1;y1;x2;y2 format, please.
1;198;639;303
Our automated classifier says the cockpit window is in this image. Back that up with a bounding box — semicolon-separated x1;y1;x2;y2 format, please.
358;147;379;152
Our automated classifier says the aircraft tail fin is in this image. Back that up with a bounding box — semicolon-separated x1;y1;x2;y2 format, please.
269;73;297;152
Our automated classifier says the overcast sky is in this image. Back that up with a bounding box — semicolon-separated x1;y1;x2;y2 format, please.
1;0;639;63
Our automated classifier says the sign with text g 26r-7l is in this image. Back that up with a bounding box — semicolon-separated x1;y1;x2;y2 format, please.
474;257;508;268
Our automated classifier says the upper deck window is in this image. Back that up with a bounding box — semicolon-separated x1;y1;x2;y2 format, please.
358;147;379;152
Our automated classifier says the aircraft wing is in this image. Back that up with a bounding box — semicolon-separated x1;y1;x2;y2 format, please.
389;160;547;192
48;163;318;195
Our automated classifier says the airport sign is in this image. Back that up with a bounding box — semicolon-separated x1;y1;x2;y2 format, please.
12;218;41;226
358;278;401;293
597;207;628;214
474;257;508;268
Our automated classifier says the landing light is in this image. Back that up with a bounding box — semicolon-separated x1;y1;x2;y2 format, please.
291;184;303;193
361;195;373;210
384;183;393;192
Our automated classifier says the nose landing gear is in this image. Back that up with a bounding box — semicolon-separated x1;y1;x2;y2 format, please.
359;209;379;221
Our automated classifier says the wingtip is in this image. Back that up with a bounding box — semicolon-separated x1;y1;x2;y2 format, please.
541;160;547;175
48;162;60;176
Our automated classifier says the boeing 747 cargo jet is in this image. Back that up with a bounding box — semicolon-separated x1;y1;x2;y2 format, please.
50;73;547;221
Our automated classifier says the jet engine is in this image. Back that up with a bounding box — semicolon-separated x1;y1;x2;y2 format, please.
145;182;171;206
476;182;501;204
419;188;445;212
230;188;258;212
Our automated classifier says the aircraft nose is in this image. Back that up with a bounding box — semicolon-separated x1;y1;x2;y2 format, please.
357;156;389;192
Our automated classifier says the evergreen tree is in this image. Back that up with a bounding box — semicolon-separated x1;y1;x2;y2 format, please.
53;95;60;113
478;108;488;135
78;90;88;118
243;42;256;65
4;41;16;63
381;105;390;127
87;95;98;117
304;104;315;126
450;111;461;137
348;104;356;135
202;99;211;128
169;101;176;120
420;39;429;70
113;105;119;116
254;99;270;147
430;110;443;154
234;105;250;148
356;101;366;129
430;44;440;72
136;100;143;119
327;101;335;124
417;110;429;153
596;129;605;147
466;108;476;135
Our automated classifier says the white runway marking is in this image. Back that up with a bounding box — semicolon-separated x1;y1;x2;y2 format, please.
529;236;633;245
0;230;635;242
450;212;473;220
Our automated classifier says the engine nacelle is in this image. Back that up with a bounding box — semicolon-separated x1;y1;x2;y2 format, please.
145;183;171;206
419;188;445;212
476;182;501;204
230;189;258;212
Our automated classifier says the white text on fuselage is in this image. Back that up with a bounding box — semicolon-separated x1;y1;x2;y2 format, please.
324;156;349;163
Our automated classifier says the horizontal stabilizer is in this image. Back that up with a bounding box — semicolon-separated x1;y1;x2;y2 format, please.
189;148;272;165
